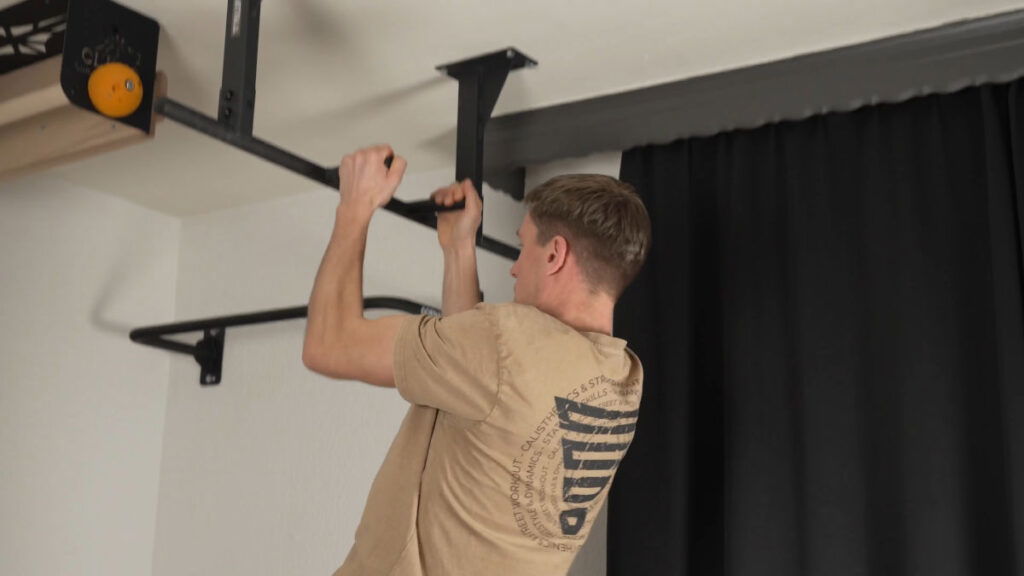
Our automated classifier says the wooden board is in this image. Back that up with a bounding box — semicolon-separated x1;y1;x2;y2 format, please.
0;58;165;182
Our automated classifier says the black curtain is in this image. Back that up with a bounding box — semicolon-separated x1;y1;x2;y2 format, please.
609;79;1024;576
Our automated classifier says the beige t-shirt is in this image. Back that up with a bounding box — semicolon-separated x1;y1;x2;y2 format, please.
334;303;643;576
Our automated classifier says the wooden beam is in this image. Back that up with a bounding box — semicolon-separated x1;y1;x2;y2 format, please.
0;58;68;129
0;57;165;182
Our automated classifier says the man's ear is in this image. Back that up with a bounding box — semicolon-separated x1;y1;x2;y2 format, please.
546;235;569;276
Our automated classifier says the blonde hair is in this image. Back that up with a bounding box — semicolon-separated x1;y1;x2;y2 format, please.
525;174;651;297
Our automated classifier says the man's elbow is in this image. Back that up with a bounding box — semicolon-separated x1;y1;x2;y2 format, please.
302;339;350;378
302;343;325;373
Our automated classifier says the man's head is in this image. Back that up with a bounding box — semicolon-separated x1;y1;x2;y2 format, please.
510;174;651;306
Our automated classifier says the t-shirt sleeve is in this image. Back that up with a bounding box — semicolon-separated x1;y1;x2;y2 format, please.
393;305;501;421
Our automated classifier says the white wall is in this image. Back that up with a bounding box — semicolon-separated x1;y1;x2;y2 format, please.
0;174;180;575
150;154;620;575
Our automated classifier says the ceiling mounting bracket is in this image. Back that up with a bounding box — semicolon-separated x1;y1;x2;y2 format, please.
438;48;537;217
218;0;261;137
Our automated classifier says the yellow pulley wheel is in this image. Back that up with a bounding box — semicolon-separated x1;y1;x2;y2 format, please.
87;62;144;119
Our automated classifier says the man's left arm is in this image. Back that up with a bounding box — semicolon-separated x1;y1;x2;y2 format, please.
302;145;408;387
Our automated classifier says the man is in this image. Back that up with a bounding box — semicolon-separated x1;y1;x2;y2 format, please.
303;145;650;575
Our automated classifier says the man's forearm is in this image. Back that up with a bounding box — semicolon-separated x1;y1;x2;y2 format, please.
442;241;481;315
304;206;371;362
303;145;407;385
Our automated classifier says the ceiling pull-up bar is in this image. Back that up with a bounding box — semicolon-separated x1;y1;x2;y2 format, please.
130;297;440;385
117;0;535;384
153;0;533;261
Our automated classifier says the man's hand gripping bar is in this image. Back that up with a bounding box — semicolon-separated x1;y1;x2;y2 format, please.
385;155;467;216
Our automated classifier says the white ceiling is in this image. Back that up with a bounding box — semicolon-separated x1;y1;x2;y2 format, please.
6;0;1024;215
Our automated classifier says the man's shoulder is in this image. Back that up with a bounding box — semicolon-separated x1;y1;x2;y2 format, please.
473;302;562;327
472;303;593;345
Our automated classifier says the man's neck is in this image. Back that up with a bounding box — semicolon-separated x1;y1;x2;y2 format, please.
540;290;616;336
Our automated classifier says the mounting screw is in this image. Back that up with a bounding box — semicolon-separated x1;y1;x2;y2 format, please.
224;90;233;101
223;107;232;118
125;79;135;91
506;49;514;59
204;374;217;384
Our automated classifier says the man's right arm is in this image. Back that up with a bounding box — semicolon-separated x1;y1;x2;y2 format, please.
433;179;483;315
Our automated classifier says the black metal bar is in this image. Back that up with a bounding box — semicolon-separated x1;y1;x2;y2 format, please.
156;97;519;260
478;235;520;261
460;73;487;246
219;0;261;135
454;74;485;193
401;199;466;213
130;298;437;343
157;98;463;220
130;297;441;385
130;305;307;341
157;98;332;183
136;336;198;356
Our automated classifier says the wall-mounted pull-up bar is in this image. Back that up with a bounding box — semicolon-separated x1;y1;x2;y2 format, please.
130;298;439;385
154;0;533;261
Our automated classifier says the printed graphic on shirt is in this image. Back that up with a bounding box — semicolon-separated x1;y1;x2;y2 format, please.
508;375;640;552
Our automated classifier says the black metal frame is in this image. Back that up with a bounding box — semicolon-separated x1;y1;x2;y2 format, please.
130;297;439;385
154;0;531;261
